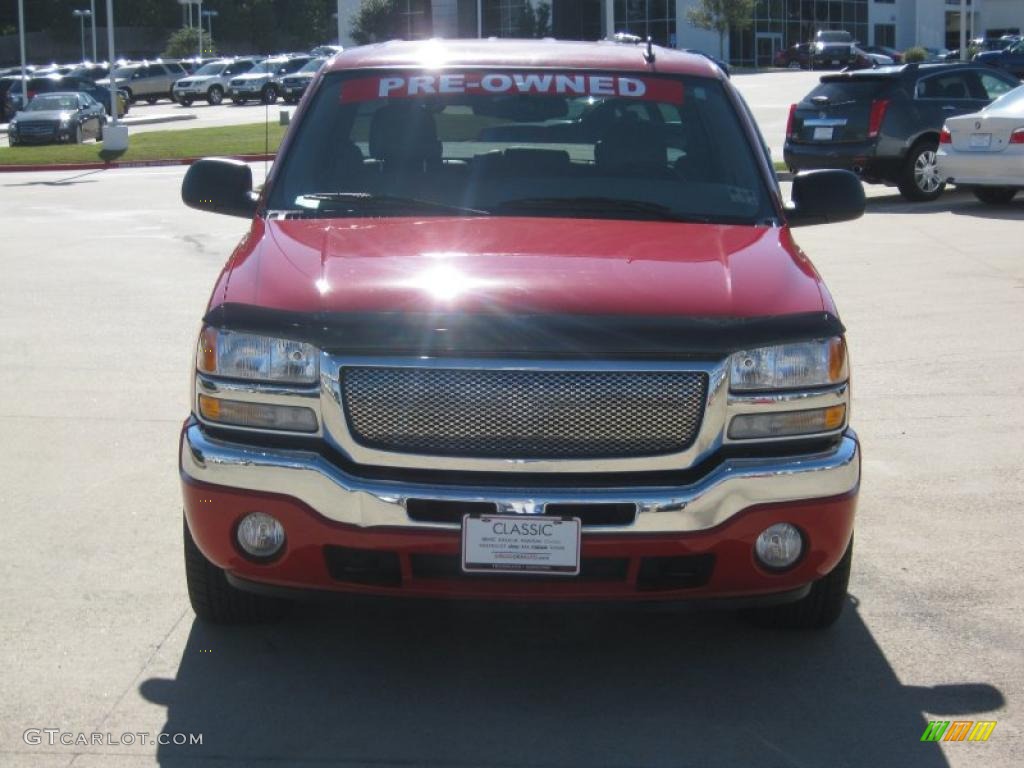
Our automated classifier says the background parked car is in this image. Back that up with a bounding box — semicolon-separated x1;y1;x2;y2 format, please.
7;91;106;145
4;74;127;119
99;61;186;104
775;43;813;69
938;83;1024;204
860;45;903;64
173;57;259;106
0;76;19;121
813;30;855;69
851;46;894;68
66;63;109;82
973;39;1024;78
309;45;342;57
227;55;311;105
278;57;326;104
784;62;1020;200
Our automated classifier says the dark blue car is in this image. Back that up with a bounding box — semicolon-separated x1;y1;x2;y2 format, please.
974;39;1024;78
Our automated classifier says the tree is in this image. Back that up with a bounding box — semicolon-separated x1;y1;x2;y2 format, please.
163;26;216;58
685;0;755;60
350;0;399;46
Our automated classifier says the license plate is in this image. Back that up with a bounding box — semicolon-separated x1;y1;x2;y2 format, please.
461;515;581;575
970;133;991;148
813;126;834;141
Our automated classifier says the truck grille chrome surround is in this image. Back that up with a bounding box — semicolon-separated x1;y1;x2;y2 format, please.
339;367;708;459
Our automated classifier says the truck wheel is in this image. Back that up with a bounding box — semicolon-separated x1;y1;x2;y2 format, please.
261;84;278;105
231;96;246;105
145;95;158;105
206;85;223;106
897;140;945;201
179;96;193;107
183;517;290;624
972;186;1017;205
743;535;853;630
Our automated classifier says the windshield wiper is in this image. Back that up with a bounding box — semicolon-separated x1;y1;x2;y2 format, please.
294;192;488;217
496;196;710;222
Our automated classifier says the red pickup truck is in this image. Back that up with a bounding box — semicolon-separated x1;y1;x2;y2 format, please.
180;39;864;629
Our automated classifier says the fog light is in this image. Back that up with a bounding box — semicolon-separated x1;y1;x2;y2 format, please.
755;523;803;570
236;512;286;559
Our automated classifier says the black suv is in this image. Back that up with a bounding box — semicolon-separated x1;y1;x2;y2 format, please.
784;63;1020;200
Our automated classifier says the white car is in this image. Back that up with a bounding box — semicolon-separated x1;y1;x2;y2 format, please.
172;58;258;106
938;84;1024;204
852;46;893;67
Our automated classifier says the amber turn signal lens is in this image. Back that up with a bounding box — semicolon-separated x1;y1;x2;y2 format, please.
198;394;221;420
828;337;848;383
198;327;218;374
823;404;846;430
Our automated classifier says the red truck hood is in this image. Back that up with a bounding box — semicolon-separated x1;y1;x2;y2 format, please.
215;216;827;317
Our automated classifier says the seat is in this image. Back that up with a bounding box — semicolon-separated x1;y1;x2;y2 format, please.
594;119;669;176
941;80;968;99
368;102;442;173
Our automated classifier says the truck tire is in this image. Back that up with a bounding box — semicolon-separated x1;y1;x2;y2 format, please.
206;85;223;106
145;95;158;105
183;517;290;624
232;96;246;105
178;96;193;107
972;186;1017;205
743;535;853;630
261;84;278;105
897;140;945;201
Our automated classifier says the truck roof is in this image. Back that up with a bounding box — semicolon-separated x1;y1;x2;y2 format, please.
324;38;723;79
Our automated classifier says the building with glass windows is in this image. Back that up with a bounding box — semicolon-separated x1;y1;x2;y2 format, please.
334;0;1023;66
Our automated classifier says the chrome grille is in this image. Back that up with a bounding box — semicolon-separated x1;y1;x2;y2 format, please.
340;367;708;459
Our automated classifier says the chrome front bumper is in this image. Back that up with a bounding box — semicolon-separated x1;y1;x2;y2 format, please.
181;422;860;534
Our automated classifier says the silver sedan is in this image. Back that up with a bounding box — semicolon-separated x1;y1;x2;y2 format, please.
937;83;1024;204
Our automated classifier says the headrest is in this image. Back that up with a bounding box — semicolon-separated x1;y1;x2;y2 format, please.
594;119;668;174
368;102;442;167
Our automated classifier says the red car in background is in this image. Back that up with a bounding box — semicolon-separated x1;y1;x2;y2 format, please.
180;40;865;629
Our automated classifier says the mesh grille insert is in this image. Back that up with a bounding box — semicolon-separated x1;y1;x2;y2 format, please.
340;367;707;459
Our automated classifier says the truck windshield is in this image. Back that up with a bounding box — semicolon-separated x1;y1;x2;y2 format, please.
267;70;774;224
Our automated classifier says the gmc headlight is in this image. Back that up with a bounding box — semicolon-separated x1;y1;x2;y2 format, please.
730;338;847;392
197;327;319;384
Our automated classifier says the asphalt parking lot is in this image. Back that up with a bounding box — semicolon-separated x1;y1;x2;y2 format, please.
0;161;1021;767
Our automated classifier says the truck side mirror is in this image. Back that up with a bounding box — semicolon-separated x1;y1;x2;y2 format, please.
182;158;257;218
786;169;865;227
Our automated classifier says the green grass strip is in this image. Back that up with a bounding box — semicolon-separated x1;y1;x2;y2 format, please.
0;121;287;166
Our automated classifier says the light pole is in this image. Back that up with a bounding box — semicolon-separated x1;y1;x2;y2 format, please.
196;0;203;58
202;9;218;43
72;9;92;62
90;0;97;62
103;0;128;150
18;0;27;111
337;0;344;47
